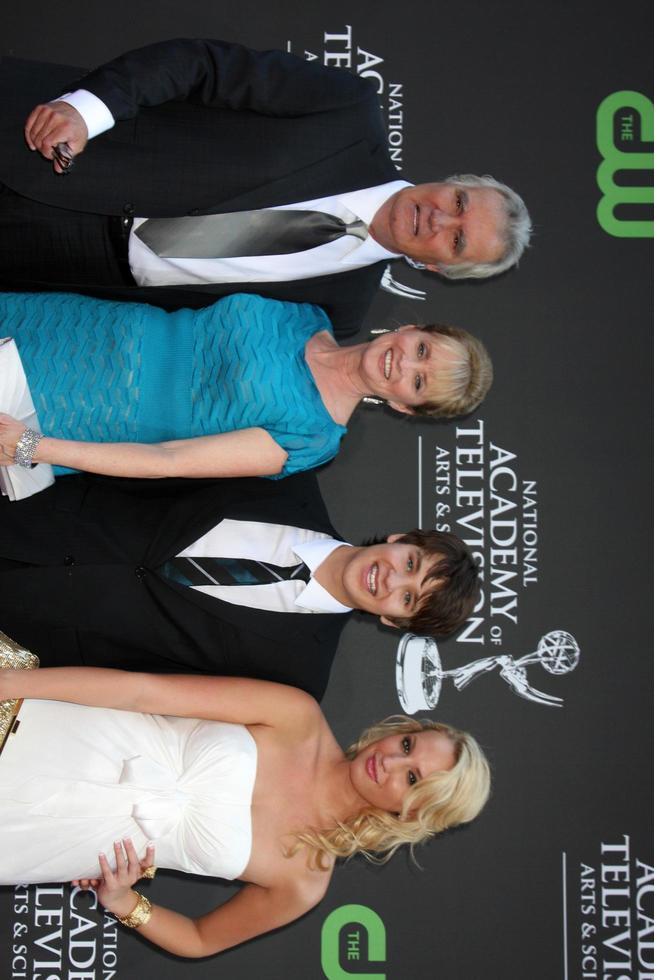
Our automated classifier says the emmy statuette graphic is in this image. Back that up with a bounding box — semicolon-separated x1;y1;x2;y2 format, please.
396;630;581;714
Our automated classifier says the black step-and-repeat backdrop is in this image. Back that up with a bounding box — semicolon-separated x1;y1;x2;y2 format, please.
3;2;653;978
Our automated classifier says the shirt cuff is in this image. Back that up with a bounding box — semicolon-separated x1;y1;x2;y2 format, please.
57;90;115;139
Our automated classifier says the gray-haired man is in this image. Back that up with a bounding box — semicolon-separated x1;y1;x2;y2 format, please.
2;38;531;336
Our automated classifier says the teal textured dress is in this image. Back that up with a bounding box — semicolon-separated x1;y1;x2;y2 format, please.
1;292;347;478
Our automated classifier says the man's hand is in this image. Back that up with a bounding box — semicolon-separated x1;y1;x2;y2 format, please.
24;101;88;173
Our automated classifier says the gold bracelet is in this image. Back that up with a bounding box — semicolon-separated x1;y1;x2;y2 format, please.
141;865;157;880
116;892;152;929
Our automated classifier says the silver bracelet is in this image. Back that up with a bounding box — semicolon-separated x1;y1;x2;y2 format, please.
14;428;43;468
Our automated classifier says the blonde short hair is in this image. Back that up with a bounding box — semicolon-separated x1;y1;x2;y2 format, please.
412;324;493;419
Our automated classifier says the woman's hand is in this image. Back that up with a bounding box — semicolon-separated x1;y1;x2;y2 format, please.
77;839;155;917
0;414;25;463
72;874;101;890
0;427;286;478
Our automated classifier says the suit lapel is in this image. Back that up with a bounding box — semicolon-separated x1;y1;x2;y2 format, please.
207;140;397;213
144;475;341;565
169;580;346;643
140;475;347;638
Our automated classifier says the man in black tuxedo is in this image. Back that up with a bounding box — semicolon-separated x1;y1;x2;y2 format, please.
0;472;478;701
1;38;531;337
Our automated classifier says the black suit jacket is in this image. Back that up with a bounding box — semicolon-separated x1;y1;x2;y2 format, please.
0;472;350;700
0;40;399;336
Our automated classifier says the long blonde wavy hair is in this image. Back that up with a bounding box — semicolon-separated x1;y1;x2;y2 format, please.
292;716;491;869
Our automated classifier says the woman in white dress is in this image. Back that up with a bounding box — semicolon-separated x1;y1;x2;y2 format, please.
0;640;490;958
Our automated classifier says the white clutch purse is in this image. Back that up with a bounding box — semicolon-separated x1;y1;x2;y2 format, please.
0;337;55;501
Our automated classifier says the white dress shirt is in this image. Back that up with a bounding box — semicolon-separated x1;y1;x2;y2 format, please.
60;91;409;286
177;519;352;614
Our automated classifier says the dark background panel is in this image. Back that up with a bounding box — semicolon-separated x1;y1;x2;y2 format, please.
2;2;653;978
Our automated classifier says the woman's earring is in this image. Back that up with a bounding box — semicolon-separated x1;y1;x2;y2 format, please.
362;396;385;406
369;327;391;335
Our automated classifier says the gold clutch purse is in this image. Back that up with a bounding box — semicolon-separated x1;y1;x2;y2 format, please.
0;629;39;755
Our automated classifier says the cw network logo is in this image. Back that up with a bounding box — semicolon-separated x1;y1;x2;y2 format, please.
321;904;386;979
596;90;654;236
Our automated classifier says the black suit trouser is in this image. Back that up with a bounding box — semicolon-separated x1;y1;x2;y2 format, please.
0;183;134;287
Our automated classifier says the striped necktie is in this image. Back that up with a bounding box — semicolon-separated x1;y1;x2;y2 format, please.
160;556;311;588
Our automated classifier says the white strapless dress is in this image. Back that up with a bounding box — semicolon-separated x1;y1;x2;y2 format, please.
0;700;257;884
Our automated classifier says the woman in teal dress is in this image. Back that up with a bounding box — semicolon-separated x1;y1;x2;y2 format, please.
0;291;492;480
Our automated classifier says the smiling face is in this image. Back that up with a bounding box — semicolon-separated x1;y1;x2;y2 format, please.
369;182;506;271
359;325;462;413
339;535;442;625
350;729;456;813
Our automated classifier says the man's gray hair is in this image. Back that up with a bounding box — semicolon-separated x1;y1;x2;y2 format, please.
423;174;532;280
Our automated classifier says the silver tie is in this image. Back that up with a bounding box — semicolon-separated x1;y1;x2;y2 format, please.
135;209;368;258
